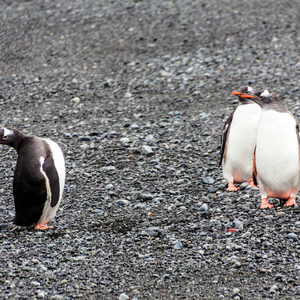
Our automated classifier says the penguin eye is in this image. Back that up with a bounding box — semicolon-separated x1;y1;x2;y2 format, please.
3;136;8;140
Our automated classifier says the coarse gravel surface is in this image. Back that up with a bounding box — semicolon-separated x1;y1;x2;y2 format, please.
1;0;300;299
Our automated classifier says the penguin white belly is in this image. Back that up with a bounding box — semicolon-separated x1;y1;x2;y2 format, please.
256;111;300;198
223;103;261;183
38;139;66;224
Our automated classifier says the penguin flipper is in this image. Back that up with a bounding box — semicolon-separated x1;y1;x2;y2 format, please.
42;156;60;207
219;111;234;167
252;147;258;186
296;122;300;162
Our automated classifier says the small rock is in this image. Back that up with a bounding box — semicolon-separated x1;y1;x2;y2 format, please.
160;70;172;77
239;182;249;190
78;136;92;142
201;177;215;184
287;233;297;239
269;284;278;294
119;293;129;300
120;137;130;144
124;92;132;98
232;288;240;296
232;219;243;230
199;203;208;211
174;241;183;250
71;97;80;103
207;187;217;193
137;193;153;201
105;184;114;190
50;296;63;300
80;144;90;151
145;134;154;142
116;199;130;206
69;255;86;261
101;166;117;172
141;145;154;155
108;131;119;138
37;291;45;299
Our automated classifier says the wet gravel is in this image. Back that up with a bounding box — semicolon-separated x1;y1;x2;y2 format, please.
1;0;300;299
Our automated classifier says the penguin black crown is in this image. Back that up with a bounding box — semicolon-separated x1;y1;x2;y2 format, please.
0;128;66;230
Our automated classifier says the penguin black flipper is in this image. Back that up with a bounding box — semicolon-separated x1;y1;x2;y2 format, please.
42;156;60;207
252;147;258;186
219;110;235;167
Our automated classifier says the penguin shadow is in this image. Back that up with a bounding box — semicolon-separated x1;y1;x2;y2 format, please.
0;223;65;238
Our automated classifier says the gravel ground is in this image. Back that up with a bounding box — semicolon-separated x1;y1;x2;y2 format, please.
1;1;300;299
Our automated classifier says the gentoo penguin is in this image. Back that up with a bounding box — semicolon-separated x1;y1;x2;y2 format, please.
241;90;300;208
220;86;261;191
0;128;65;229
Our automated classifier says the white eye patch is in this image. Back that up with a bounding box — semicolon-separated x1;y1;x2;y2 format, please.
2;128;13;137
247;86;253;93
261;90;270;97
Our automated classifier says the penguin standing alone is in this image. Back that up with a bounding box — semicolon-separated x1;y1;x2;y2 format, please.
240;90;300;208
220;86;261;191
0;128;65;229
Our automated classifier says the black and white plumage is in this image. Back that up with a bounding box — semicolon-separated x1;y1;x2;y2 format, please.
241;90;300;208
0;128;65;229
220;86;261;191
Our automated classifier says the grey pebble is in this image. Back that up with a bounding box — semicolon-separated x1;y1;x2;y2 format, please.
37;291;46;299
145;134;154;142
269;284;278;294
232;219;243;230
50;296;63;300
120;137;130;144
239;182;249;190
77;136;92;141
232;288;240;296
116;199;130;206
108;131;119;138
137;193;154;201
101;166;117;172
119;293;130;300
199;203;208;211
173;241;183;249
287;233;297;239
201;177;215;184
141;145;154;155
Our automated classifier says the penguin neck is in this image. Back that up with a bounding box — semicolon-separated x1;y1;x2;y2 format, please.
238;97;254;105
261;101;288;113
10;130;27;152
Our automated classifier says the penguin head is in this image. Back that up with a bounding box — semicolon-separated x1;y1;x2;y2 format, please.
0;128;16;146
231;86;255;104
241;89;287;111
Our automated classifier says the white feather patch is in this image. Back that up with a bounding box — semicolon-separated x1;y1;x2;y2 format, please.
37;139;65;225
2;128;13;137
261;90;270;97
247;86;253;93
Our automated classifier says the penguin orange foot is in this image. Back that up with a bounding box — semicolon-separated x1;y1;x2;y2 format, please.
283;197;298;207
260;198;273;209
227;182;239;191
247;179;256;188
34;222;53;230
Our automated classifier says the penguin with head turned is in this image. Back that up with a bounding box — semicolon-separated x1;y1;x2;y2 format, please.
0;128;65;229
241;90;300;209
220;86;261;191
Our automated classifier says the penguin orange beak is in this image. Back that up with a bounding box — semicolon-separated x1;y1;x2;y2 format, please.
240;94;259;99
231;91;243;95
